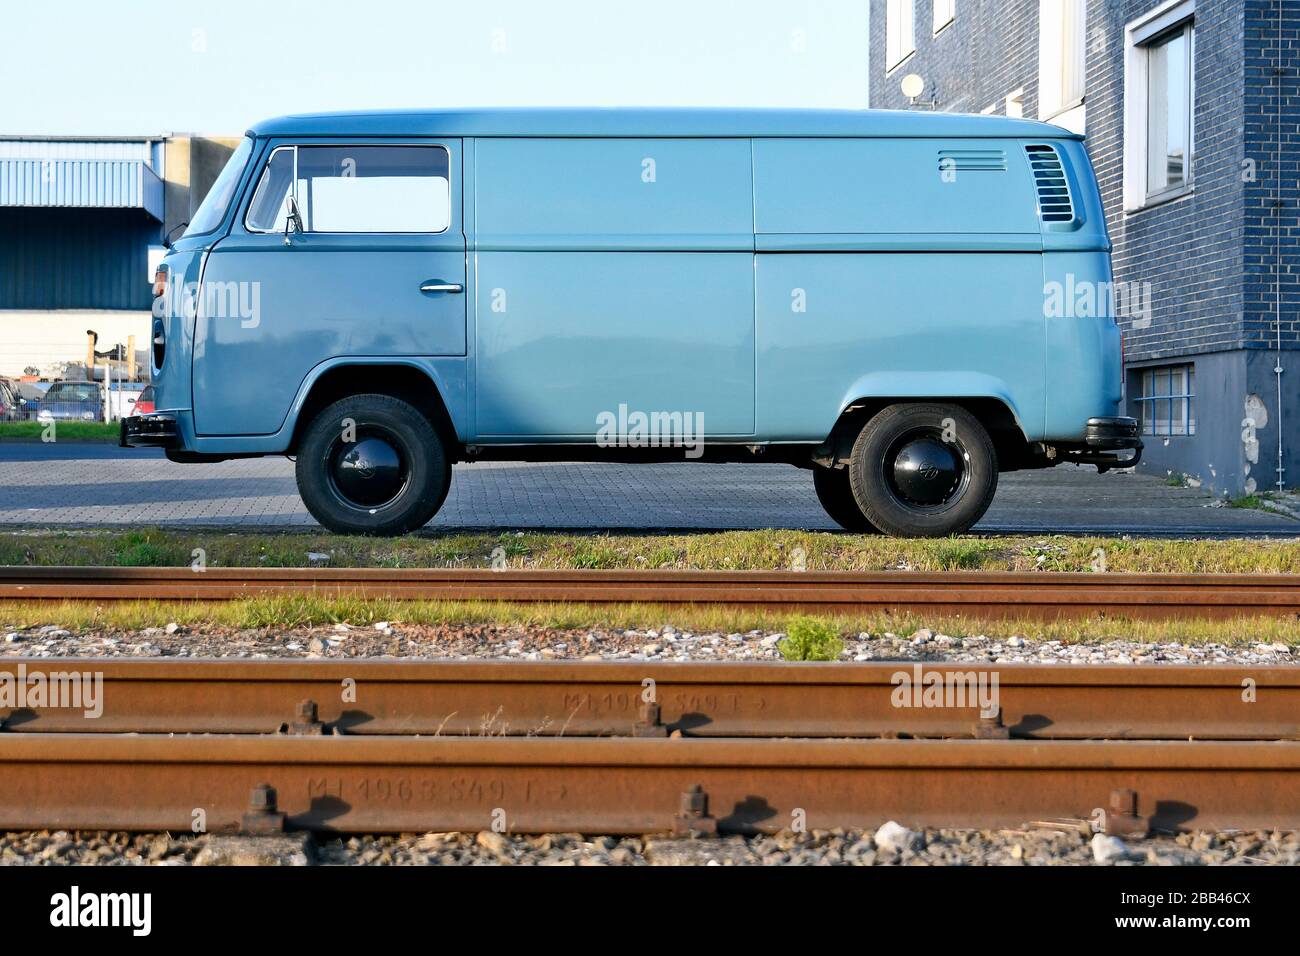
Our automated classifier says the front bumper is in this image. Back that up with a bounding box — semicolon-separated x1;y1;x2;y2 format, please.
1053;417;1143;472
120;413;179;448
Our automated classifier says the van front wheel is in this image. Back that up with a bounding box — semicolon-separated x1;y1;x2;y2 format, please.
295;394;451;536
847;403;997;538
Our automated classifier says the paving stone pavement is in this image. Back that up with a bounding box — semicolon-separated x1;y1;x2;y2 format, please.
0;443;1296;535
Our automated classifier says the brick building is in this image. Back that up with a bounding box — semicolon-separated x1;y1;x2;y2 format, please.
869;0;1297;495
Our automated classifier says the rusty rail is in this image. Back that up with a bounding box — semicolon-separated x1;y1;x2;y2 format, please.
1;660;1300;833
2;659;1298;741
2;734;1300;834
4;567;1300;619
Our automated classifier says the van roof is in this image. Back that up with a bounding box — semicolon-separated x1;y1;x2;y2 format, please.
247;107;1080;140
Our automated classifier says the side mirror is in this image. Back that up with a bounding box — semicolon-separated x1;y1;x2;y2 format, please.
283;195;305;245
162;221;189;249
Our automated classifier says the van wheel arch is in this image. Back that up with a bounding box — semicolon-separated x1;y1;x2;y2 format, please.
820;397;1030;473
290;365;459;458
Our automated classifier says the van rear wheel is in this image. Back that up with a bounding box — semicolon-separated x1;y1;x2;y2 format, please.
295;394;451;536
812;465;880;533
847;403;997;538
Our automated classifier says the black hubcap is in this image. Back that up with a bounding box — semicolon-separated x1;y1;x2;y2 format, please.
329;435;407;508
888;435;965;507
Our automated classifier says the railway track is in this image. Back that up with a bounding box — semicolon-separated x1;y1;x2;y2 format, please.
3;566;1300;619
1;660;1299;834
3;659;1297;740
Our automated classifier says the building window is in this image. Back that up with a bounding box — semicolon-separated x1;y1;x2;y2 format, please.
933;0;955;35
886;0;915;71
1123;0;1195;210
1135;364;1196;437
1038;0;1087;123
1005;88;1025;119
1144;25;1193;199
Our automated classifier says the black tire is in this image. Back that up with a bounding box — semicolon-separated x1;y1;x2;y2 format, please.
813;465;880;533
295;394;451;535
847;403;997;537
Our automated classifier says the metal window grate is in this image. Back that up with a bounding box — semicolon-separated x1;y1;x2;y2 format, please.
1134;364;1196;437
1025;144;1075;222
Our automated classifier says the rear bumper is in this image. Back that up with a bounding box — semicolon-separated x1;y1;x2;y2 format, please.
120;413;179;448
1053;417;1143;472
1084;416;1142;450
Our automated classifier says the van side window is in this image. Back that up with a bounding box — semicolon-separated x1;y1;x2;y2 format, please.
300;146;449;233
245;147;294;232
245;145;450;234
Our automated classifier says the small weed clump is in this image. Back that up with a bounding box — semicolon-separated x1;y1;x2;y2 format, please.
777;616;845;661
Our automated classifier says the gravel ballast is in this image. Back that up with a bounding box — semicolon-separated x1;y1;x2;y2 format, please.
1;621;1296;666
2;826;1297;867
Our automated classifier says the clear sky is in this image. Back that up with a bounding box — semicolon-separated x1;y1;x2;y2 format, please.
1;0;871;136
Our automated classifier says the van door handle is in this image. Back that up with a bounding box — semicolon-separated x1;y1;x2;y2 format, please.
420;281;464;294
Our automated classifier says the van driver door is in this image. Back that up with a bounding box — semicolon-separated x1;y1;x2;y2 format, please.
192;139;466;436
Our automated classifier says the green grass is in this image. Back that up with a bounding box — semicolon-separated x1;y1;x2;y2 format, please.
568;541;625;569
0;421;119;442
3;529;1298;644
110;532;174;567
931;538;994;570
0;595;1297;647
1;528;1298;575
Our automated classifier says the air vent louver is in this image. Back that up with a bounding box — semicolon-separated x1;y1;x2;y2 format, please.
937;149;1007;172
1025;144;1074;222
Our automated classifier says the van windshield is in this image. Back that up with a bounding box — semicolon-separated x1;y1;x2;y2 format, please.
184;136;254;237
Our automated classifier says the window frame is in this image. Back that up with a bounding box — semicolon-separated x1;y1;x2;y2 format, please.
243;144;296;234
1037;0;1088;124
242;142;453;237
1141;22;1195;204
1005;88;1025;119
886;0;916;72
1133;364;1196;437
1123;0;1196;212
933;0;955;36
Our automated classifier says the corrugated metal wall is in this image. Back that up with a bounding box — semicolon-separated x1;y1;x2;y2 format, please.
0;140;156;162
0;159;164;219
0;208;157;310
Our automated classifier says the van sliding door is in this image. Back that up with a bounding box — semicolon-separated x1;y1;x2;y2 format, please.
471;137;755;440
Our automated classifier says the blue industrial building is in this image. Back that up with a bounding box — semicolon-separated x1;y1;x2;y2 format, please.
0;137;165;310
0;135;236;382
869;0;1297;496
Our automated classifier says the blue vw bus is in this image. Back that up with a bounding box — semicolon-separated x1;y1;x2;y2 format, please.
124;108;1141;537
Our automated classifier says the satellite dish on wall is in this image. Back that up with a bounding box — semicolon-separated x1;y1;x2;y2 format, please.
900;73;926;99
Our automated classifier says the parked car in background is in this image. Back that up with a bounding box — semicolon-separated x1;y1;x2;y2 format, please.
0;379;28;421
37;382;104;421
131;385;155;416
